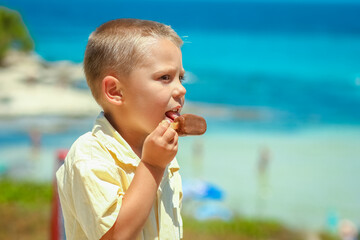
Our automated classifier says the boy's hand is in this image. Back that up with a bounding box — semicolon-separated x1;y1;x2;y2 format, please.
142;120;178;169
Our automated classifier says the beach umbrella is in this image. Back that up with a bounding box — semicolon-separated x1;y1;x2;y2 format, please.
182;179;224;201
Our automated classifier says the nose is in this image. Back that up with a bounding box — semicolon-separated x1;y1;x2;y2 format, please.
173;79;186;98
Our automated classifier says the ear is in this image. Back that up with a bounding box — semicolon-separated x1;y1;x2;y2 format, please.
102;76;123;105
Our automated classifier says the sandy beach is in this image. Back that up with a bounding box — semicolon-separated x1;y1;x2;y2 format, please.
178;124;360;231
1;117;359;232
0;51;100;118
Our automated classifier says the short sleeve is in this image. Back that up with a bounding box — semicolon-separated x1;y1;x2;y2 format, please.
71;159;125;240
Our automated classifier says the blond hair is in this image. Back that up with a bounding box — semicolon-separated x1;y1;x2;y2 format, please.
84;18;183;103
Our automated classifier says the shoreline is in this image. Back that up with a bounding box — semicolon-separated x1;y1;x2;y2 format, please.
0;50;278;121
1;50;360;128
0;51;100;118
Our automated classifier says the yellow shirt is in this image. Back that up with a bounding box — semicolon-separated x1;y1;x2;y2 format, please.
56;112;183;240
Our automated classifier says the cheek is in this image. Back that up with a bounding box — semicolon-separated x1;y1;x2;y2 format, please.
148;88;171;106
135;84;171;114
147;96;170;120
139;96;167;117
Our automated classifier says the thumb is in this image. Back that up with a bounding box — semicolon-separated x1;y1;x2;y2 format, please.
153;120;171;136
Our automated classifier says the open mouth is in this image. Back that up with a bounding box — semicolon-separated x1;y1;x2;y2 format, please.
165;109;180;122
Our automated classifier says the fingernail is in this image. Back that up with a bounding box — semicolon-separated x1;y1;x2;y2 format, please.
159;120;170;127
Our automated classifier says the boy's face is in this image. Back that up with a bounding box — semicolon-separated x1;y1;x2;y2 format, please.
121;38;186;136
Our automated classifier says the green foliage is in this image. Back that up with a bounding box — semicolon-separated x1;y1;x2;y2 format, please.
0;7;34;63
0;179;341;240
319;232;341;240
183;216;303;240
0;179;52;207
183;216;341;240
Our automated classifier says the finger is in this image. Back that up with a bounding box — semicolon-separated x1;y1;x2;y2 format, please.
153;120;171;136
172;132;179;146
162;126;177;143
171;134;179;151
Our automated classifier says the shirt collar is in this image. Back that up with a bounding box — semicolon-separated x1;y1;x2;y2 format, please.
92;112;140;167
92;112;180;172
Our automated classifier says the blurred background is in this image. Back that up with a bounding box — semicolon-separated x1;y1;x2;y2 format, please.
0;0;360;239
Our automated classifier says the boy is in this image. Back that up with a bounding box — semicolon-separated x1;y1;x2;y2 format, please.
56;18;186;240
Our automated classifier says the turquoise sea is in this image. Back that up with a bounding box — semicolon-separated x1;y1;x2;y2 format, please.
3;0;360;125
1;0;360;232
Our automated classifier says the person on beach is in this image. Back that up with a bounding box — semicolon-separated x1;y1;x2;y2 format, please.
56;19;186;240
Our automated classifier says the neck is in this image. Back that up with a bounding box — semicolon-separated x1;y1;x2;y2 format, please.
120;129;146;158
104;111;146;158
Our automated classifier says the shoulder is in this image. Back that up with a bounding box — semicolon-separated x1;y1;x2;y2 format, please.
60;132;114;173
72;131;103;152
69;132;107;160
56;131;119;188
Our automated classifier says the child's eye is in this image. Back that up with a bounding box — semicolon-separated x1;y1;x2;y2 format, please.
179;75;186;83
160;75;170;81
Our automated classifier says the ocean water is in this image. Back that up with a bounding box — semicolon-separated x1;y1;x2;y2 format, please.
3;0;360;125
1;0;360;231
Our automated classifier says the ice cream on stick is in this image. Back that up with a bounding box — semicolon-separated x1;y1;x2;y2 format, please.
170;114;207;136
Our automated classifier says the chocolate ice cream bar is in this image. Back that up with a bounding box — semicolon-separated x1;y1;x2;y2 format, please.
171;114;207;136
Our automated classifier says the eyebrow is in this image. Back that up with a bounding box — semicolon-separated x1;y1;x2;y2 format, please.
153;67;186;76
